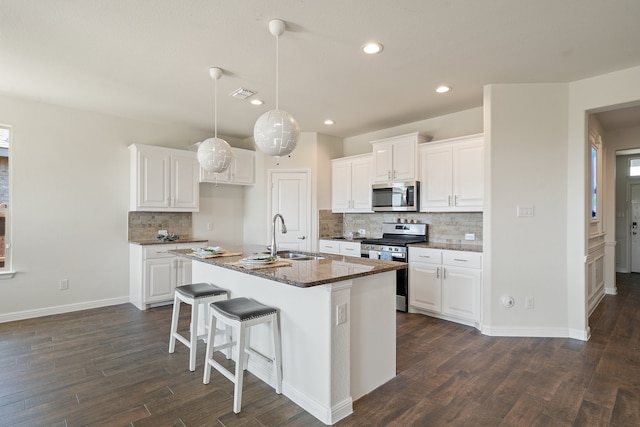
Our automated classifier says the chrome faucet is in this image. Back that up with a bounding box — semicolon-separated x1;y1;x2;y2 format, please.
271;213;287;257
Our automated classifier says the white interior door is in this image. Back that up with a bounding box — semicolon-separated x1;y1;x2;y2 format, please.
269;170;310;252
631;184;640;272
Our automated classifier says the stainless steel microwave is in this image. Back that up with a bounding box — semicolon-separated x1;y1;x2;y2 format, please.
371;181;419;212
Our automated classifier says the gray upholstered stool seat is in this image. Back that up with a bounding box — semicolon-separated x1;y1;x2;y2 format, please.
176;282;228;299
209;297;278;320
169;283;230;371
203;297;282;414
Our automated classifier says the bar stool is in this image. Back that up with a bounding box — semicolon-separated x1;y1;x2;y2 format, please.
168;282;230;371
203;297;282;414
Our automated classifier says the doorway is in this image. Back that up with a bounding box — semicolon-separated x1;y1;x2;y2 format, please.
630;183;640;272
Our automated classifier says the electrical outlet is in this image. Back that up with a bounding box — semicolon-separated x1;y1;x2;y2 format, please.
465;233;475;241
207;223;214;231
358;229;366;236
59;279;69;290
336;303;347;325
158;230;168;236
517;206;535;217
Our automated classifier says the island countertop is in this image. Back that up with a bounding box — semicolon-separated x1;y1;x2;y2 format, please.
168;247;406;288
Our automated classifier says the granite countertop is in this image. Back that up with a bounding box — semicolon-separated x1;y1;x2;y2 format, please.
408;242;483;252
129;238;209;245
169;247;406;288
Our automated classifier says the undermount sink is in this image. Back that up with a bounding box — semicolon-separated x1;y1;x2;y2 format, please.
275;251;325;261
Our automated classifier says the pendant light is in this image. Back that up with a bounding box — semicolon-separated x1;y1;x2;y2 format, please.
253;19;300;157
197;67;233;173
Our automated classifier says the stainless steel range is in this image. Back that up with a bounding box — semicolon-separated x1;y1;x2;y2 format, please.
361;222;428;312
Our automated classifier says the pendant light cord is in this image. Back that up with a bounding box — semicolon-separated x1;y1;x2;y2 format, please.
275;33;279;110
214;76;218;138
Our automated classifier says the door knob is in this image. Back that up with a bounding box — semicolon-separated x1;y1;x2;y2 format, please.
298;236;306;240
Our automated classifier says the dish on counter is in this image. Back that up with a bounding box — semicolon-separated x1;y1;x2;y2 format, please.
192;246;226;257
240;255;276;265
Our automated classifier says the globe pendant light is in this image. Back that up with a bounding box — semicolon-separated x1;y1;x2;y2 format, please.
253;19;300;157
197;67;233;173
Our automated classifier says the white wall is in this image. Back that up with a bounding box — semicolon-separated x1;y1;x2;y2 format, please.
0;94;246;320
342;107;483;156
482;83;570;336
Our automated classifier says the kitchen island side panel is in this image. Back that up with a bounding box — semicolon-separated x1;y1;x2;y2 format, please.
191;261;396;425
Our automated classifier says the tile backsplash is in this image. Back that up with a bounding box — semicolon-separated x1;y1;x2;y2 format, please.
319;210;483;245
128;212;192;241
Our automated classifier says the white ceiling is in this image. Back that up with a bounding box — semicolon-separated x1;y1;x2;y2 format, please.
2;0;640;140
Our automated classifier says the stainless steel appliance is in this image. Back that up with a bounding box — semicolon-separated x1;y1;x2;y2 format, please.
361;222;428;312
372;181;419;212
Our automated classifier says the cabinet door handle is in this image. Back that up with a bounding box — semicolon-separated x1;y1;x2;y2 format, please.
443;267;447;279
393;170;396;180
448;195;451;206
419;255;431;259
455;195;458;206
436;267;440;278
298;236;306;240
388;170;391;180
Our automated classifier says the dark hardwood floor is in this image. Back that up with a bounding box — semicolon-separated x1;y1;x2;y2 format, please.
1;274;640;426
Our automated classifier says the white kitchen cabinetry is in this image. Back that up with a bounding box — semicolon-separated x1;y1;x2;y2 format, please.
129;144;200;212
200;147;255;185
419;134;484;212
331;154;372;213
408;248;442;312
129;242;206;310
319;239;362;257
409;247;482;326
370;132;427;183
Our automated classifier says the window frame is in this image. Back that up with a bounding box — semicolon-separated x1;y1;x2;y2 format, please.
0;125;12;278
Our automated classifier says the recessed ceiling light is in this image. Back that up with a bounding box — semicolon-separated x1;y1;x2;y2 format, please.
250;99;264;105
324;119;335;125
361;42;383;55
436;85;451;93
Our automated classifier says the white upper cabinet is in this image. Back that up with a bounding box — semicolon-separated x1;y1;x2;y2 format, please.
331;154;373;213
370;132;427;183
200;147;255;185
129;144;199;212
419;134;484;212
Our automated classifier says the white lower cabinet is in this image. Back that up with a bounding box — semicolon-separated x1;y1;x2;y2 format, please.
409;247;482;326
129;242;206;310
319;239;361;257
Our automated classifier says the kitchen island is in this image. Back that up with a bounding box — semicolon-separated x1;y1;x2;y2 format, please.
169;247;406;425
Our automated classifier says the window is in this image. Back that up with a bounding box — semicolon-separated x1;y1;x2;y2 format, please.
592;145;598;219
0;126;9;273
630;158;640;177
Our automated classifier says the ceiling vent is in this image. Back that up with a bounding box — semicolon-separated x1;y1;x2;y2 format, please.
230;88;257;100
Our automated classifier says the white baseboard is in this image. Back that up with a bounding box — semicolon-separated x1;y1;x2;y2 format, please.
481;325;587;340
0;296;130;323
247;353;352;425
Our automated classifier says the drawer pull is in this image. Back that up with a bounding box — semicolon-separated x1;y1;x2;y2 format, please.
453;258;468;262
